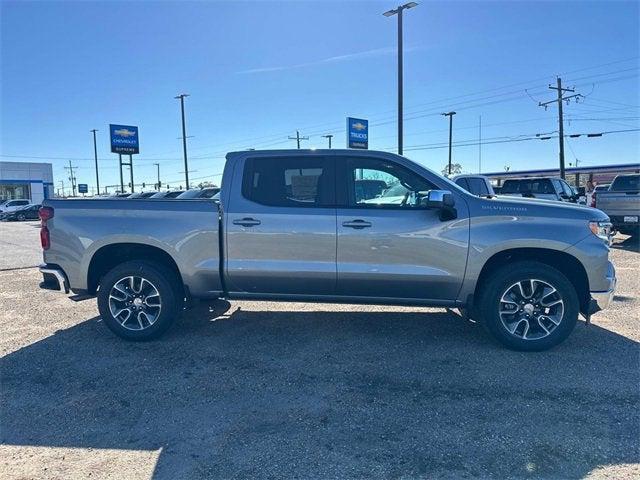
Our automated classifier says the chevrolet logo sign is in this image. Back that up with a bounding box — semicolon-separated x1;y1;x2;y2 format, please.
352;122;367;131
114;128;136;137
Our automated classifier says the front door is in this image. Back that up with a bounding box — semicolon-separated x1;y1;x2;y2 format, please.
336;156;469;301
225;155;337;296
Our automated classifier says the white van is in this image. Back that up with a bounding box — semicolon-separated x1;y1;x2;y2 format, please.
0;199;30;213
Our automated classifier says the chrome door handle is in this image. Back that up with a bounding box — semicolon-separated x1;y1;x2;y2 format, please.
233;217;261;227
342;219;372;229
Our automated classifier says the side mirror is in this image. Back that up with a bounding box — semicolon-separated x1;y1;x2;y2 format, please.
421;190;455;209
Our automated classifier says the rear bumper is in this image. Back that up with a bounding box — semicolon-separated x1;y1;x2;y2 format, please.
609;215;640;228
39;264;69;294
588;261;616;314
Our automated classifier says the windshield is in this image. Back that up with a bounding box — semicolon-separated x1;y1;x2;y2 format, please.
501;179;554;194
176;189;201;199
381;183;409;197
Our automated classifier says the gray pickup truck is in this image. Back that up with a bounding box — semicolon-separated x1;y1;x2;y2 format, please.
39;149;616;351
594;173;640;237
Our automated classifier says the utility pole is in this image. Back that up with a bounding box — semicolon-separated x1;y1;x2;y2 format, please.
478;115;482;174
442;111;456;175
154;162;161;189
64;160;77;197
322;134;333;149
288;130;309;149
539;77;581;179
175;93;190;188
383;2;418;156
90;129;100;194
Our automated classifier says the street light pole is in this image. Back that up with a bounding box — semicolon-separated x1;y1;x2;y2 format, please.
442;111;456;176
383;2;418;156
175;93;190;189
154;162;161;190
322;134;333;149
90;129;100;194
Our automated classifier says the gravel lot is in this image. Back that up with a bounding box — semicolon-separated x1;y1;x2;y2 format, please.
0;221;638;479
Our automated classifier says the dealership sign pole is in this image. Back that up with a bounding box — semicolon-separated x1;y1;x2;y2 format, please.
110;124;139;193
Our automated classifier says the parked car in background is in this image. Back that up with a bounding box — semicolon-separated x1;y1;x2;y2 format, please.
0;203;41;221
0;199;30;213
594;174;640;236
500;177;579;203
453;175;495;197
176;187;220;199
128;191;159;199
149;190;185;199
39;149;616;351
101;193;132;199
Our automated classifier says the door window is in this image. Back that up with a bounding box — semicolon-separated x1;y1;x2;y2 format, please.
342;158;435;208
242;156;335;207
455;177;470;192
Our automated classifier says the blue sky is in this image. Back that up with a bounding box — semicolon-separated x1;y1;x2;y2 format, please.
1;0;638;193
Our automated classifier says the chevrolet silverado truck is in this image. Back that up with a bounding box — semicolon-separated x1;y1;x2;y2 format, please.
594;173;640;237
38;149;616;351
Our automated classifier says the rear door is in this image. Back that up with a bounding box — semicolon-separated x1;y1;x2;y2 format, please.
335;156;469;301
224;155;337;295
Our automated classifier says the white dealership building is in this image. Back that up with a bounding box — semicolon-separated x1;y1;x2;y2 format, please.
0;161;54;204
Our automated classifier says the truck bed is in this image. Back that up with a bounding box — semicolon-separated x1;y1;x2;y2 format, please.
42;198;222;298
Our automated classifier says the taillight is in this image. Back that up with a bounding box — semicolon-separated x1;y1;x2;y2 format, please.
38;206;54;222
40;226;50;250
38;206;54;250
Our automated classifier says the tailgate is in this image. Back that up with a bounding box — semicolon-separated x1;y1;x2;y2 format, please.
597;192;640;216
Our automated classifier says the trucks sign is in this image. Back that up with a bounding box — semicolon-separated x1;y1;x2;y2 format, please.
347;117;368;149
109;124;139;154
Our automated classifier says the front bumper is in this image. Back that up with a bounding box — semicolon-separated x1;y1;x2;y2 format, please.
587;260;616;315
39;264;69;294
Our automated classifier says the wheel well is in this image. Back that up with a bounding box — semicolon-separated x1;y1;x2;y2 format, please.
474;248;590;310
87;243;182;294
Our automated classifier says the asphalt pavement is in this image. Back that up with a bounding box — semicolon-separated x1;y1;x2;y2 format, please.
0;221;638;479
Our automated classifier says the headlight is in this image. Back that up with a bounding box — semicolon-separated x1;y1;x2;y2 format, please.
589;221;612;243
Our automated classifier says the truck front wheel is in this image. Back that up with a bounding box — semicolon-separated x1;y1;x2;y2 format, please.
478;261;579;351
97;260;181;341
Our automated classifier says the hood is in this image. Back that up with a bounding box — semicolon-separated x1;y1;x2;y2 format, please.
480;195;609;221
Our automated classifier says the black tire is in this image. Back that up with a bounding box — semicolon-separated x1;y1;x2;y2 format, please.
17;214;25;221
97;260;182;341
477;261;579;351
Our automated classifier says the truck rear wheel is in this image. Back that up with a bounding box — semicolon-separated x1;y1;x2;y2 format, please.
478;261;579;351
97;260;181;341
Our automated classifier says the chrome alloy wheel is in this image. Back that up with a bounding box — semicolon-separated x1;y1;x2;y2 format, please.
499;279;564;341
108;276;162;331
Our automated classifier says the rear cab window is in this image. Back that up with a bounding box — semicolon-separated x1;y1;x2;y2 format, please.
611;175;640;192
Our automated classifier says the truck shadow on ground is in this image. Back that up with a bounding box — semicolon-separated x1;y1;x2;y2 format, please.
2;302;639;479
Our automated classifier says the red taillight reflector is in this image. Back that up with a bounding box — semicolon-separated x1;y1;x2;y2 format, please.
38;206;54;221
40;226;51;250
